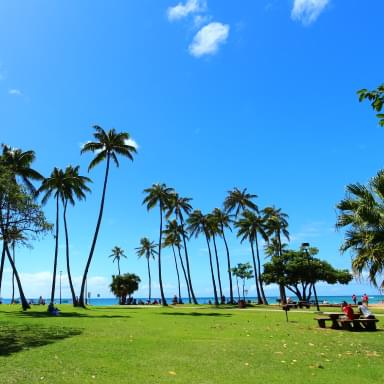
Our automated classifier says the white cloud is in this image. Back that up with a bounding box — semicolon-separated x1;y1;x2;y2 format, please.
167;0;206;22
9;89;23;96
189;22;230;58
124;138;138;150
291;0;329;25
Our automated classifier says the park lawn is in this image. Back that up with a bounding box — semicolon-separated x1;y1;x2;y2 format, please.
0;305;383;384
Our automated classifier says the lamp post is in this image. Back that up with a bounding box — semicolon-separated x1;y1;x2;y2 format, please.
59;270;62;304
301;243;320;312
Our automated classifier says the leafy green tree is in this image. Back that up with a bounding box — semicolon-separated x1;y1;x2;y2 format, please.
262;248;352;301
165;193;197;304
224;187;258;217
109;246;127;275
110;273;141;305
231;263;254;301
79;125;136;307
235;210;268;304
336;170;384;288
143;183;174;306
136;237;157;302
358;84;384;126
187;209;219;305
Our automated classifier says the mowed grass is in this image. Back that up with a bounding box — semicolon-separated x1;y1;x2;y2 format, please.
0;305;383;384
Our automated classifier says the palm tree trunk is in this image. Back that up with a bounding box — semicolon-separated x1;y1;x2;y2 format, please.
212;234;223;302
117;260;121;275
242;279;246;301
0;204;11;297
63;201;78;307
79;154;110;307
4;242;29;310
205;232;218;305
277;232;287;304
236;277;240;301
147;257;151;302
0;243;6;297
176;244;191;303
250;240;262;304
178;214;198;304
50;194;60;305
254;235;268;304
158;202;167;306
11;241;15;303
221;223;234;304
171;245;182;304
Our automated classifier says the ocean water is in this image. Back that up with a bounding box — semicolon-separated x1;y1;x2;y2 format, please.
2;295;383;306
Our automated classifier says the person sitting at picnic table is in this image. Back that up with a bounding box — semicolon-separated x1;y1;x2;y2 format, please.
358;301;375;319
47;303;60;316
341;301;354;320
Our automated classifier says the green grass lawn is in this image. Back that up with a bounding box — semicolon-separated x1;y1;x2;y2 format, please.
0;304;383;384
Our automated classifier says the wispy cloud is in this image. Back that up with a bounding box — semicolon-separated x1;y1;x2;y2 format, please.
167;0;206;22
291;0;329;25
125;138;139;150
9;89;23;96
189;22;230;57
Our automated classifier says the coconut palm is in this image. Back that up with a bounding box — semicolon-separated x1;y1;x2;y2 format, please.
336;170;384;288
79;125;136;307
263;206;289;303
224;187;258;217
211;208;234;303
187;209;219;305
109;246;127;275
165;193;198;304
136;237;157;302
143;183;174;306
62;165;91;306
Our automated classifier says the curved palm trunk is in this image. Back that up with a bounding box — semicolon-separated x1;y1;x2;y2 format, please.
277;232;287;304
221;223;234;304
254;235;268;304
212;234;223;302
50;194;60;305
63;201;78;307
205;232;218;305
0;205;11;296
0;243;6;297
250;240;262;304
5;242;29;310
158;202;167;306
171;245;182;304
176;244;191;303
79;154;110;308
178;214;198;304
147;257;152;302
11;241;16;303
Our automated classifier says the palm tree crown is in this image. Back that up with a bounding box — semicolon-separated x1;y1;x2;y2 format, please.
235;210;267;244
143;183;175;210
224;187;258;217
135;238;158;260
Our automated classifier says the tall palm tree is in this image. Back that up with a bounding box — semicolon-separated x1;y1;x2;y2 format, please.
263;206;289;303
211;208;234;303
165;193;198;304
187;209;219;305
235;210;268;304
79;125;136;307
109;246;127;275
163;220;191;303
62;165;91;306
224;187;258;217
207;213;223;301
143;183;174;306
37;167;66;306
136;237;157;302
336;171;384;288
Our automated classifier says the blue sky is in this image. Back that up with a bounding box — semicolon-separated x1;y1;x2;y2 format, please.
1;0;383;300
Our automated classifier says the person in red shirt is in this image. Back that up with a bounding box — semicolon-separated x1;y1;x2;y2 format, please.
341;301;354;320
362;293;369;304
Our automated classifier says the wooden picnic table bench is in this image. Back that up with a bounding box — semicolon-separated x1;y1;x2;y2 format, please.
314;313;379;331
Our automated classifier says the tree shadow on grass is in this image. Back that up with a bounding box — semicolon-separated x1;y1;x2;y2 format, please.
4;311;131;319
159;312;232;317
0;323;82;356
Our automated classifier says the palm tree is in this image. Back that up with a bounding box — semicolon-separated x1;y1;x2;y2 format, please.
79;125;136;307
263;206;289;303
136;237;157;302
109;246;127;275
37;167;66;306
62;165;91;306
165;193;198;304
211;208;234;304
224;187;258;217
235;210;268;304
187;209;219;305
336;171;384;288
163;220;191;303
143;183;174;306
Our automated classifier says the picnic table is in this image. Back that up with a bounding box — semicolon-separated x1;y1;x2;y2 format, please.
314;312;379;331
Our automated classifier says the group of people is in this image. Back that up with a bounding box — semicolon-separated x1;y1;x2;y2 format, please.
351;293;369;305
341;300;375;321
